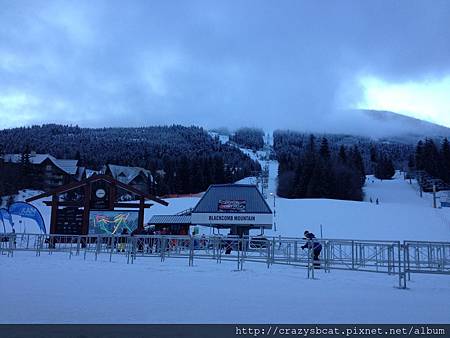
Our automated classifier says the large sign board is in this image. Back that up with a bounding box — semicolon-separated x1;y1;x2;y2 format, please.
218;200;246;213
89;210;138;235
55;207;83;235
191;212;273;228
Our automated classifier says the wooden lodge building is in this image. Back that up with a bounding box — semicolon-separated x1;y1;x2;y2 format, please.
104;164;154;196
3;153;81;190
3;154;155;196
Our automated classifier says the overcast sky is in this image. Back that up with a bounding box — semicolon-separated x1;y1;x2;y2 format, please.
1;0;450;132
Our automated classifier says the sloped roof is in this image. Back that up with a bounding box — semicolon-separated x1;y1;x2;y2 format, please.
148;215;191;225
4;153;78;175
192;184;272;214
51;159;78;175
108;164;153;184
85;169;99;178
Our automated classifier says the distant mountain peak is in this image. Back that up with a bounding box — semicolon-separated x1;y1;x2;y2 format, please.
340;109;450;142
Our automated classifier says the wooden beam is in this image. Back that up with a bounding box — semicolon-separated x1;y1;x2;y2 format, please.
43;201;153;208
81;183;91;235
114;203;153;208
138;197;145;230
26;174;169;206
109;182;116;210
43;201;83;207
50;195;59;234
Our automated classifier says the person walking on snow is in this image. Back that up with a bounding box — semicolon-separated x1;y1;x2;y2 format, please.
301;230;322;267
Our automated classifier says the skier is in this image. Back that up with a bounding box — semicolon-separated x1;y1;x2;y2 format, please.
301;230;322;267
376;198;379;205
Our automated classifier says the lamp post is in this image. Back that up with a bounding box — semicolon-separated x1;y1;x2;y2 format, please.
270;192;277;232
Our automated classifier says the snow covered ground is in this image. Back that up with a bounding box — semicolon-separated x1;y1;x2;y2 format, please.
2;144;449;323
267;172;450;241
1;251;449;324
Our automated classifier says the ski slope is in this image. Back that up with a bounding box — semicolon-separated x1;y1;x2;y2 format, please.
265;172;450;241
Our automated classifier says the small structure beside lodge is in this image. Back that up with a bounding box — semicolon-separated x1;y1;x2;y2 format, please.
26;174;168;236
149;184;273;236
104;164;154;196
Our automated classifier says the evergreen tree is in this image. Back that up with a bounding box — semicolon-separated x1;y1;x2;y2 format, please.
374;155;395;180
338;145;347;164
422;138;440;177
370;145;378;163
319;137;330;159
213;156;225;183
440;138;450;183
415;140;424;170
350;146;366;186
20;145;34;188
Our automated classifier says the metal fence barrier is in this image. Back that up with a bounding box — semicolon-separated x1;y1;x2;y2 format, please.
1;233;449;288
403;241;450;276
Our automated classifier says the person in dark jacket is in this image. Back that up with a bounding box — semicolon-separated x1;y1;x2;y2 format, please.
301;230;322;267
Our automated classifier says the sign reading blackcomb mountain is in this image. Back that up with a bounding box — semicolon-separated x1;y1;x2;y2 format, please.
191;184;273;228
218;200;246;213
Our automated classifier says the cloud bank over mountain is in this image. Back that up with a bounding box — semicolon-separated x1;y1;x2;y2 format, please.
1;1;450;132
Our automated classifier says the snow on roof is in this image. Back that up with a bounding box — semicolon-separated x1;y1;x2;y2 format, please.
107;164;153;184
85;169;99;178
192;184;272;214
148;215;191;225
52;159;78;175
3;153;78;175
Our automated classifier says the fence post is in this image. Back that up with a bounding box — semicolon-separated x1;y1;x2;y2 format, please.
95;235;100;261
110;234;114;262
271;237;276;264
236;239;241;271
351;240;355;270
76;236;81;256
240;237;245;271
189;235;194;267
397;242;405;289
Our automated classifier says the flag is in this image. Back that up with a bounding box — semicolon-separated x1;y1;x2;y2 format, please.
8;202;46;233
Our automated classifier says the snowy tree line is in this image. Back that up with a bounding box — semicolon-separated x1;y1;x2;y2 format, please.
276;134;366;200
414;138;450;183
273;130;415;174
0;125;261;196
230;128;265;150
273;130;417;200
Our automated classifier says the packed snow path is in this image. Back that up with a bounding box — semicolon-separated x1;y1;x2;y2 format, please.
1;251;449;324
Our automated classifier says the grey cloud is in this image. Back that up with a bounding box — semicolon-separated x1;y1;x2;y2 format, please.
0;0;449;132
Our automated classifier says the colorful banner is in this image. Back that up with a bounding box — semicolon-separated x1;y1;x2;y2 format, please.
0;210;5;233
8;202;46;233
89;210;139;235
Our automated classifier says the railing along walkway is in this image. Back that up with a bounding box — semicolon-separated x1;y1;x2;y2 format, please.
1;233;449;289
